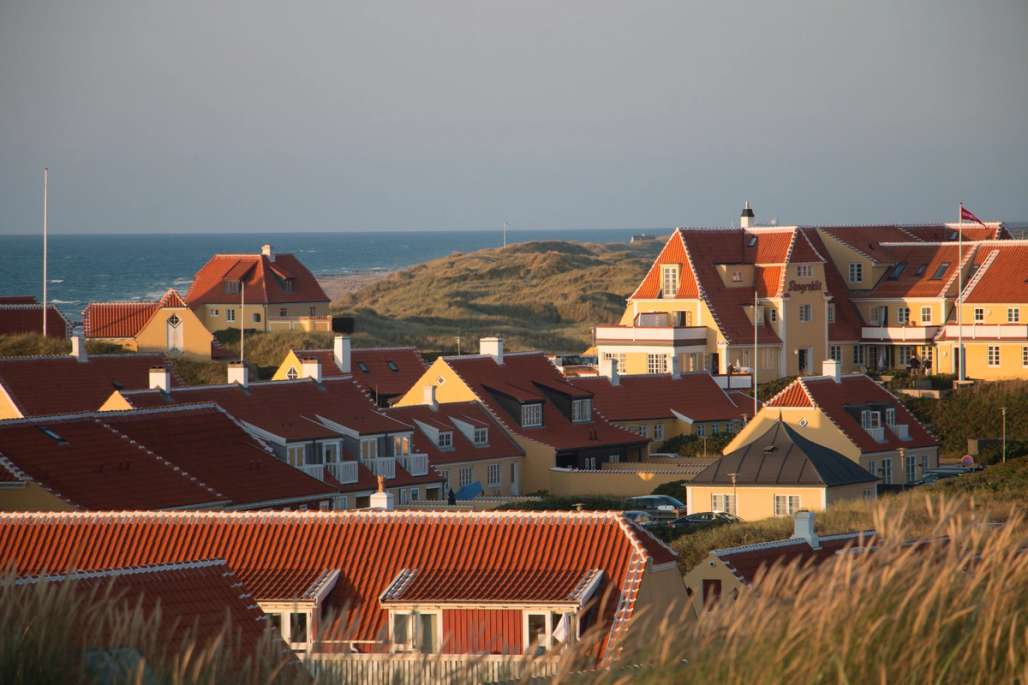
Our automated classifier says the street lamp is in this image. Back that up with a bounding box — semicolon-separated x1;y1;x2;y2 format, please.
1001;406;1007;463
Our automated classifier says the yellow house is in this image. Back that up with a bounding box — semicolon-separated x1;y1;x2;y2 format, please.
82;289;213;358
184;244;331;334
681;511;875;614
685;420;877;521
724;360;939;486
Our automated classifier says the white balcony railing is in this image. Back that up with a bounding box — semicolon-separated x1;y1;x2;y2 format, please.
593;324;707;344
326;460;359;484
298;463;325;480
398;453;429;476
861;326;940;342
889;424;911;441
865;426;886;444
941;324;1028;340
363;457;396;480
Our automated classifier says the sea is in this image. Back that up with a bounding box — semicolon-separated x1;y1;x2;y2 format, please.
0;229;657;323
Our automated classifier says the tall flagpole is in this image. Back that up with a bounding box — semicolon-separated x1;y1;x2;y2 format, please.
42;168;48;337
957;203;964;382
240;275;245;363
753;289;758;418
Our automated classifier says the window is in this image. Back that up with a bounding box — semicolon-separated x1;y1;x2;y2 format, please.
286;445;305;466
848;263;863;283
712;423;720;435
731;270;742;283
409;487;419;502
647;354;668;374
769;309;777;322
393;435;411;456
224;280;240;294
906;454;917;483
711;494;736;515
289;612;308;644
987;346;1000;367
880;459;893;484
473;427;488;445
391;612;439;653
653;424;664;442
914;264;926;276
930;262;950;280
286;367;298;380
827;303;836;323
252;312;261;323
885;408;896;426
1008;308;1020;323
921;306;932;323
279;307;288;317
797;264;813;278
853;345;865;364
521;403;543;427
309;306;317;317
437;431;453;449
571;398;592;423
357;361;369;373
282;279;294;292
661;265;680;298
635;425;648;438
974;308;985;323
319;500;330;511
1023;347;1028;367
210;308;220;317
322;442;339;463
897;307;910;324
773;495;800;517
861;410;882;430
887;262;907;280
602;352;625;370
459;466;474;488
360;438;378;460
696;423;705;437
226;309;236;322
487;463;501;486
830;345;841;362
799;304;812;322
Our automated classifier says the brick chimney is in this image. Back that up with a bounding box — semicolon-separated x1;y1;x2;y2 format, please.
148;366;171;392
227;361;249;387
333;335;351;374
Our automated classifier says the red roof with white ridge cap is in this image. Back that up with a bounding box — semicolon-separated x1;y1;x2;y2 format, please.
185;252;328;305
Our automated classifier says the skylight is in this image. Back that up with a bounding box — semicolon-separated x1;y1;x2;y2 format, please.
357;361;369;373
914;264;926;276
387;360;399;372
886;262;907;281
929;262;950;280
747;235;757;247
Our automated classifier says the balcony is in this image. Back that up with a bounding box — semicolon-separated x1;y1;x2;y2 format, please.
326;460;359;484
398;453;429;477
889;424;910;441
865;426;886;444
363;456;396;480
593;324;707;346
941;324;1028;340
298;463;326;480
861;326;940;342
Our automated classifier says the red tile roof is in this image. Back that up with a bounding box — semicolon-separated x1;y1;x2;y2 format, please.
0;410;228;510
714;531;876;584
185;253;328;306
385;402;525;466
769;375;937;453
14;560;278;666
101;405;338;508
83;290;187;339
288;347;428;399
568;372;748;423
0;296;38;305
856;244;964;299
0;510;675;657
121;377;411;441
444;353;648;451
630;232;699;300
960;243;1028;304
238;567;338;602
0;353;178;417
380;568;602;604
0;304;70;339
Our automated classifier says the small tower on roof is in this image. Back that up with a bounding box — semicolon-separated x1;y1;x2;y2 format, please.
740;201;755;228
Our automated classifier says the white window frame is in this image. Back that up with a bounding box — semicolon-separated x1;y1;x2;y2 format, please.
1022;346;1028;368
653;423;664;442
393;434;411;456
773;494;800;517
848;263;862;283
853;345;865;364
830;345;841;362
897;307;910;324
646;354;668;374
880;458;893;484
360;438;378;460
661;265;680;298
286;444;305;467
389;610;442;654
459;466;474;488
437;431;453;449
827;303;836;323
885;408;896;426
769;309;778;322
473;427;489;446
521;403;543;428
797;264;813;278
487;463;501;486
522;610;576;654
905;454;917;482
974;307;985;323
861;410;882;430
920;306;932;324
210;308;220;317
286;367;298;380
711;493;736;515
987;346;1000;367
1008;308;1020;323
226;308;236;322
731;270;742;283
571;398;592;423
799;304;812;322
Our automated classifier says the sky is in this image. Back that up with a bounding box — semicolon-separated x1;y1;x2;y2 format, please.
1;0;1026;234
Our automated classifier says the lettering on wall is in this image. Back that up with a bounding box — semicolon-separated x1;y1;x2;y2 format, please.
787;280;823;294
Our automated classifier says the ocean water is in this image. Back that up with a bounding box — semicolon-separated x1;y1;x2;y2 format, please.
0;229;653;323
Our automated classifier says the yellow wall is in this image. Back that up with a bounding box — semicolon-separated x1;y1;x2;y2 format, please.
0;383;23;420
196;302;330;333
0;483;76;512
395;358;480;406
629;562;690;638
686;484;829;520
434;457;524;497
99;391;133;412
682;555;745;616
132;306;213;358
815;230;884;292
272;349;307;381
724;408;860;460
610;418;685;453
935;340;1028;380
547;467;695;498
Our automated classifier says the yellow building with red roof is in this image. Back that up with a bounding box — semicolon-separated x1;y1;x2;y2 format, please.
82;289;213;358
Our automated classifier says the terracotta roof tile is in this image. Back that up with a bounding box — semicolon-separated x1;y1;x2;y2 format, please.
185;253;328;306
0;353;178;417
291;347;428;399
0;510;671;657
630;232;698;300
385;402;525;466
380;568;602;604
0;305;69;339
568;372;748;423
960;243;1028;304
83;290;188;339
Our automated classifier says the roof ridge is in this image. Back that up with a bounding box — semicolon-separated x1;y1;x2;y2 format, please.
713;529;875;557
0;402;224;427
940;243;980;298
628;231;681;301
0;509;636;523
14;559;229;585
959;247;1000;301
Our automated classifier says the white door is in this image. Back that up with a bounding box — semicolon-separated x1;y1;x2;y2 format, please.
166;314;183;352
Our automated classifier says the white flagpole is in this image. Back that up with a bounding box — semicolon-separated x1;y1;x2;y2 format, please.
957;203;964;382
503;221;508;248
42;168;48;337
753;289;758;418
240;275;245;363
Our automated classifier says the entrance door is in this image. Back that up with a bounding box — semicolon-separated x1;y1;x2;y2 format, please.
166;314;183;352
797;348;809;374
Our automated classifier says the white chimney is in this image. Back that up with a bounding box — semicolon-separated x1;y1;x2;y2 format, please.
740;201;755;229
260;243;274;261
70;334;87;363
333;335;351;374
599;357;620;386
791;511;820;550
822;359;841;383
479;336;504;364
148;366;171;392
369;475;394;510
423;384;438;411
670;354;682;380
301;357;322;382
227;361;249;387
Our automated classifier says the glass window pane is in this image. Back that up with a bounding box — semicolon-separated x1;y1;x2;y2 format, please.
289;612;308;643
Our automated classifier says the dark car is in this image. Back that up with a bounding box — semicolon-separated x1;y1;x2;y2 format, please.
624;495;687;520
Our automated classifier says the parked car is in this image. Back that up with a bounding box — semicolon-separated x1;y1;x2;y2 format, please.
644;511;739;536
624;495;687;519
622;510;654;526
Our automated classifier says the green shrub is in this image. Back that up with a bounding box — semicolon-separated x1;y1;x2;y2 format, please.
655;432;732;457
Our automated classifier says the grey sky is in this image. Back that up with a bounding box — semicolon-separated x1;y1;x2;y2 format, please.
1;0;1026;234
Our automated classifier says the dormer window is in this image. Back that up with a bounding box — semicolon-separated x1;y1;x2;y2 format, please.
887;262;907;281
885;408;896;426
521;403;543;428
861;410;882;430
473;427;488;446
661;265;680;298
437;431;453;449
571;398;592;423
224;280;241;294
282;278;294;292
731;271;742;283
